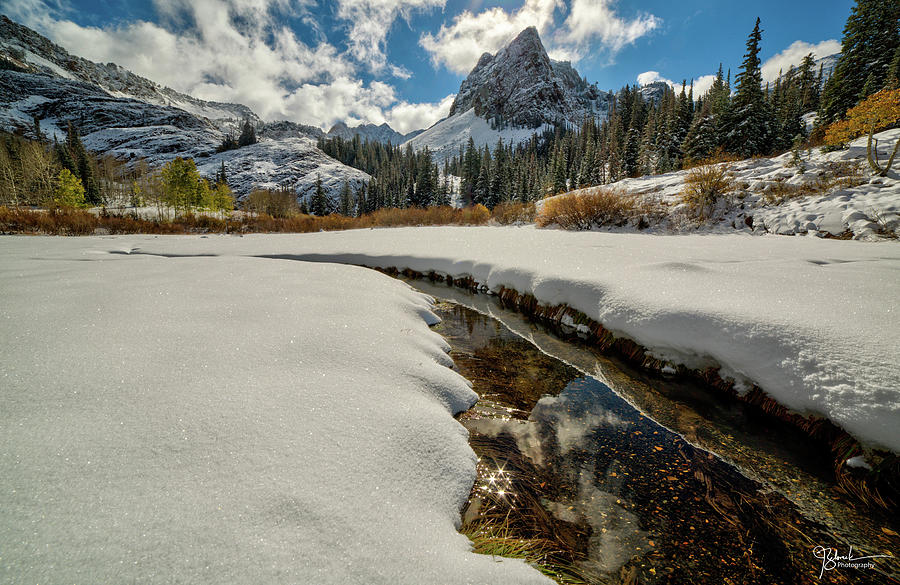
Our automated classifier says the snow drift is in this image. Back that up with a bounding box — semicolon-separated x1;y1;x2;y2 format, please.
0;236;552;585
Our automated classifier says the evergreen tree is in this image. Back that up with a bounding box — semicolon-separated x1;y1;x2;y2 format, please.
886;45;900;90
214;161;228;187
720;18;774;157
311;174;328;216
65;123;100;205
798;53;820;111
682;100;718;162
237;119;258;147
339;180;352;216
819;0;900;124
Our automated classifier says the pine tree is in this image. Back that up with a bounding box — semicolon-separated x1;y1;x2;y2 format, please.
798;53;820;111
339;180;352;216
682;101;718;162
720;18;774;157
819;0;900;124
311;174;328;216
237;119;258;147
65;123;100;205
886;45;900;90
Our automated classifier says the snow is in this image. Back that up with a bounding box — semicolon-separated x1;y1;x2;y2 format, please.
169;227;899;454
845;456;872;470
21;48;76;80
541;129;900;240
404;108;549;163
0;236;552;585
195;137;372;204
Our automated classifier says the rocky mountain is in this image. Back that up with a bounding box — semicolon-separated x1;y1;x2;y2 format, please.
406;26;609;162
638;81;669;105
448;27;606;129
0;15;370;204
0;15;258;135
326;121;423;144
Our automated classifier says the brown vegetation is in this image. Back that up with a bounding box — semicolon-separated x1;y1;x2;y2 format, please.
490;201;537;225
536;187;641;230
0;203;495;236
762;160;865;205
680;163;736;220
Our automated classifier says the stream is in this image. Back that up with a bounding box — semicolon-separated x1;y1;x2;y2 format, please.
414;280;899;585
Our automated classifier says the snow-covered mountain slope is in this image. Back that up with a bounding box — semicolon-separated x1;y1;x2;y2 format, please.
0;69;370;201
404;108;550;163
0;15;257;134
405;26;608;162
195;138;371;205
258;120;325;141
327;121;423;144
1;69;224;160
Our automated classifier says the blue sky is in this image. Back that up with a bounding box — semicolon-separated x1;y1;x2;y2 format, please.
5;0;852;132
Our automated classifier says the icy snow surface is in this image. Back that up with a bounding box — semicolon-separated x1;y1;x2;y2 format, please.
231;227;899;453
0;236;552;585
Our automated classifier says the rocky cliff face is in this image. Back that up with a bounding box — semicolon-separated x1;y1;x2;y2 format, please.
448;27;607;129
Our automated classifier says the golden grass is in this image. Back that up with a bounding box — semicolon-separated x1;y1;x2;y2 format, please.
0;204;495;235
536;187;636;230
680;164;736;220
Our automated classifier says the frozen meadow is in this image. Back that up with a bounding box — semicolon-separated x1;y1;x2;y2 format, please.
1;228;898;583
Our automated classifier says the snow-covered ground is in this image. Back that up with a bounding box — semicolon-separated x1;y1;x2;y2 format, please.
139;227;898;455
544;129;900;241
0;236;552;585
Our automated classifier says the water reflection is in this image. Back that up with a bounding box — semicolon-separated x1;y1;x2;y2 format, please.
431;301;896;584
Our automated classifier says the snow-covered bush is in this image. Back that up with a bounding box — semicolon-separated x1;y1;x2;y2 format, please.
680;164;736;220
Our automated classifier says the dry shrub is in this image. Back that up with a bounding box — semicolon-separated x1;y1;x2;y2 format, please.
681;164;736;219
0;202;496;235
491;201;536;225
536;187;634;230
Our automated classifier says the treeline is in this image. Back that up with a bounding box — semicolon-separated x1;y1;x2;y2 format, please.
0;125;234;216
318;1;898;211
316;137;453;214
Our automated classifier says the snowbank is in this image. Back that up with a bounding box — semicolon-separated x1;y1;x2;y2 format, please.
542;129;900;240
183;227;898;454
0;237;552;585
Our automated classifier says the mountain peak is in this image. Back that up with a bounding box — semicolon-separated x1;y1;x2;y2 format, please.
447;27;604;129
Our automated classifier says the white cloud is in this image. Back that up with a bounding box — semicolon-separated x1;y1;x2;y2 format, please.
335;0;445;74
555;0;660;62
692;74;716;97
761;39;841;83
386;94;455;134
4;0;445;132
419;0;659;74
636;70;673;87
419;0;562;75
